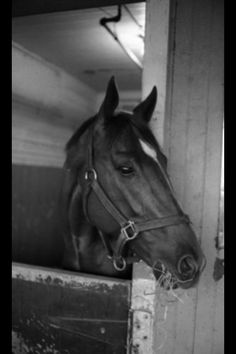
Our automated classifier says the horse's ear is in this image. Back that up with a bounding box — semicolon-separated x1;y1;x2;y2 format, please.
98;76;119;121
133;86;157;123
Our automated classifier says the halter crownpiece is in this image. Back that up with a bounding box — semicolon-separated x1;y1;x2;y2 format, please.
83;122;190;271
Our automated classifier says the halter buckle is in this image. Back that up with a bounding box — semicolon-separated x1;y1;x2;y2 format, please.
121;221;138;240
85;168;97;181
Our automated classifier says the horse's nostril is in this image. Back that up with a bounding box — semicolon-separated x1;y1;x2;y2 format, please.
178;255;197;275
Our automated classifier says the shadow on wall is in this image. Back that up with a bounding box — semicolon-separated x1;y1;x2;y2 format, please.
12;164;65;268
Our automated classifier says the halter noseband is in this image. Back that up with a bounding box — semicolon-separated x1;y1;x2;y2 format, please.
83;122;190;271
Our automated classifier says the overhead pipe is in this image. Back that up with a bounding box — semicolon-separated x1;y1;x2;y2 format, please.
99;5;143;70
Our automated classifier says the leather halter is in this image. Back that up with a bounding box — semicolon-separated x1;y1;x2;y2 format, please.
83;121;190;271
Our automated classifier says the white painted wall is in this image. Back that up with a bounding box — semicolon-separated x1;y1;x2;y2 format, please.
12;42;142;168
164;1;224;353
12;42;97;167
12;99;73;167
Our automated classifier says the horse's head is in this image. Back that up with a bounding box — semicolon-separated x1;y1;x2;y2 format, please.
66;77;206;289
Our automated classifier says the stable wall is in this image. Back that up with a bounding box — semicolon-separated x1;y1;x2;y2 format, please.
12;41;98;167
12;40;137;354
164;1;224;353
12;42;98;267
12;41;142;268
131;0;224;353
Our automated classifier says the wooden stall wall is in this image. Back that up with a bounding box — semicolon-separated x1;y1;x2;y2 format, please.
12;42;97;267
163;1;224;353
131;0;224;353
12;164;65;267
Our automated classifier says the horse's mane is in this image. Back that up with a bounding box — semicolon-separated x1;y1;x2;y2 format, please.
65;116;96;152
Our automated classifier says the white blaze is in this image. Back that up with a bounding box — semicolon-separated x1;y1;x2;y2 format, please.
139;139;159;164
139;138;174;193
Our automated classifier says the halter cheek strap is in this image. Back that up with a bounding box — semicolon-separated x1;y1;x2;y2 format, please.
83;123;190;271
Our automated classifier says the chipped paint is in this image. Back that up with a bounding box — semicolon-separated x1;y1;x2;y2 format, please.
12;262;130;353
12;262;130;293
12;330;60;354
130;277;156;354
12;331;28;354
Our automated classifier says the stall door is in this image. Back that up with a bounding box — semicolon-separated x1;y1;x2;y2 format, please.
12;263;131;354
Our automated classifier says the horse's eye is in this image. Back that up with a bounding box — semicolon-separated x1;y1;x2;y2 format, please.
119;166;135;176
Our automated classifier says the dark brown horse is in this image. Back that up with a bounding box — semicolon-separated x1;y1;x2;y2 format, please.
60;77;206;289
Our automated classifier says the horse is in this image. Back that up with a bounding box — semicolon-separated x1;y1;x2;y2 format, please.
60;76;206;289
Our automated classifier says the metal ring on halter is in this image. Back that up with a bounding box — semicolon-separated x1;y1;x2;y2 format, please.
113;257;127;271
85;168;97;181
